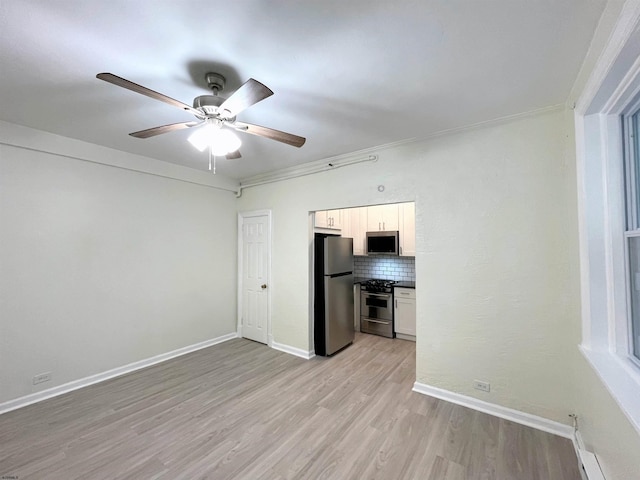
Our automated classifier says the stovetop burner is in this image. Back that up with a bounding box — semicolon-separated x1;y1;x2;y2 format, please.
361;279;397;293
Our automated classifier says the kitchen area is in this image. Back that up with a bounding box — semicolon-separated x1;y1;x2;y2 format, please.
313;202;416;356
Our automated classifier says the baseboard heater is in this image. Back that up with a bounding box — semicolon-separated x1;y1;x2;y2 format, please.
577;448;605;480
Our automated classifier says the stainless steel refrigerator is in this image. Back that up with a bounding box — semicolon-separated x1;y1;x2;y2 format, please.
314;233;355;356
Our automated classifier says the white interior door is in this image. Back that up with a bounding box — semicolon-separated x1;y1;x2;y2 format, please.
239;211;270;344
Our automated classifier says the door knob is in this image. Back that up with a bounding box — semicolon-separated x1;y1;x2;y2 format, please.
261;284;267;289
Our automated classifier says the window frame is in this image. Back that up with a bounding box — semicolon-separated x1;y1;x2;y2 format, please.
623;101;640;366
575;9;640;435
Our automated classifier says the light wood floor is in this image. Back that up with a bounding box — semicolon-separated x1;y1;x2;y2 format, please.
0;333;580;480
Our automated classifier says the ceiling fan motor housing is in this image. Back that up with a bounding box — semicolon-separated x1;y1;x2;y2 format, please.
205;72;225;93
193;95;224;116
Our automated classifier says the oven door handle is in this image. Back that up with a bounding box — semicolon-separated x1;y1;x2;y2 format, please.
364;293;391;298
363;318;391;325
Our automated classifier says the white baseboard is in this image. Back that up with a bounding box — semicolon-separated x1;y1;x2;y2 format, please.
0;332;238;415
271;341;315;360
412;382;574;439
395;333;416;342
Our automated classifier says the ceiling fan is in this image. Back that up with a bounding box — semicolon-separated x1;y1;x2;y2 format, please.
96;72;306;162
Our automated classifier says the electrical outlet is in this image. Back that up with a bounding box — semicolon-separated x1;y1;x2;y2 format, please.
33;372;52;385
473;380;490;392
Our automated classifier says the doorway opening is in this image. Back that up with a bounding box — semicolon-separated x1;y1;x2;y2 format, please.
310;201;416;356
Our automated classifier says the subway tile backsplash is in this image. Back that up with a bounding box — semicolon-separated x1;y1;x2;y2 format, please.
354;255;415;282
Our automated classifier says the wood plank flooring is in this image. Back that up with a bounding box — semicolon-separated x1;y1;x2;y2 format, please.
0;333;580;479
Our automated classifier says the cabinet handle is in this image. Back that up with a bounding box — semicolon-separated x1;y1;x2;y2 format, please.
395;299;398;308
383;222;386;230
379;222;381;230
400;246;403;255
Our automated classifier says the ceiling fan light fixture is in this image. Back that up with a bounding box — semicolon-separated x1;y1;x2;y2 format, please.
187;123;241;155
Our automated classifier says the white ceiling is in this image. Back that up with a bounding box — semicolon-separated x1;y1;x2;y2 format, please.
0;0;606;181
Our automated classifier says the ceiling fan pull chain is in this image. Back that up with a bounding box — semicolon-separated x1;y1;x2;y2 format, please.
208;146;217;175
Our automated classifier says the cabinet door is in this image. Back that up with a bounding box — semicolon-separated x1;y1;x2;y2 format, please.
381;203;399;231
328;209;342;229
400;202;416;256
367;205;384;231
315;210;328;228
350;207;367;255
394;289;416;336
367;204;399;231
340;208;352;238
315;210;341;230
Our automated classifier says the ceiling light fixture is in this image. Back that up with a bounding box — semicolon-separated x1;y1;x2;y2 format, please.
187;121;241;155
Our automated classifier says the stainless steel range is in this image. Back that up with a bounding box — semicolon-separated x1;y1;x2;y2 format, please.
360;279;396;338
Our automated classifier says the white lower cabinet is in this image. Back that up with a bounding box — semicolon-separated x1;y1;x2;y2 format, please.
394;287;416;339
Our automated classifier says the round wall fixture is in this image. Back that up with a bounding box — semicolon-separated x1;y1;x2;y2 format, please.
377;185;385;192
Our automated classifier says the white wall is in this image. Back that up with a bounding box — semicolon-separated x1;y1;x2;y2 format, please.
0;123;238;405
238;108;579;424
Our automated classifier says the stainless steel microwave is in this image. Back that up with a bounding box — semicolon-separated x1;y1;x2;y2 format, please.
366;231;399;255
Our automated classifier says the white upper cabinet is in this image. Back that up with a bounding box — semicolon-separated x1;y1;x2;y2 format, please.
400;202;416;257
367;204;399;231
328;209;342;229
342;207;367;255
315;209;342;230
315;210;328;228
320;202;413;257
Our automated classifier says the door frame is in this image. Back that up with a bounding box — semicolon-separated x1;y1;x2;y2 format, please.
237;209;273;346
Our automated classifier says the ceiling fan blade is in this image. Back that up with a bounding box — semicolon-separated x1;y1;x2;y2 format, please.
97;73;202;117
129;121;201;139
226;150;242;160
234;121;306;148
219;79;273;117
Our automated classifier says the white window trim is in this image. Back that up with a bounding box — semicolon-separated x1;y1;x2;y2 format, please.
575;4;640;435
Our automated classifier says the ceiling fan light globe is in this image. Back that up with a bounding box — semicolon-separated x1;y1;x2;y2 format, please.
188;124;241;155
187;124;215;152
216;129;241;155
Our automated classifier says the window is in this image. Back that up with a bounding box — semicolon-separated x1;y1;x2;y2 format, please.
575;10;640;434
625;107;640;363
